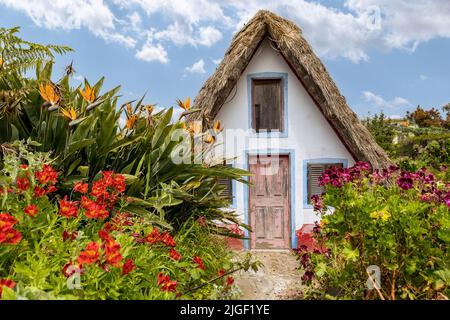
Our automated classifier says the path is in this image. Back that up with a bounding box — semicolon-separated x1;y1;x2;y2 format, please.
235;250;304;300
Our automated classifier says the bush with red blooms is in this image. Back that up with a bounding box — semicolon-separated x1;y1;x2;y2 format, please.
0;142;256;300
298;162;450;300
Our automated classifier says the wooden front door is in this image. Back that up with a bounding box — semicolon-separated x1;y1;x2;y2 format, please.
248;155;290;249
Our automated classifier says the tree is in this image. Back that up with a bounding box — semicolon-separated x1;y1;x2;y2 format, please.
406;105;443;128
362;112;396;154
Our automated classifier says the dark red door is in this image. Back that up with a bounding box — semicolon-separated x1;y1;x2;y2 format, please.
248;155;290;249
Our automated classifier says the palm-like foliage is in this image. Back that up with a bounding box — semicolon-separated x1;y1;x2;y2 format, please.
0;26;72;141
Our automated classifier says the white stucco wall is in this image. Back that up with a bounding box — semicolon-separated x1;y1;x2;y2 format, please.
211;38;355;242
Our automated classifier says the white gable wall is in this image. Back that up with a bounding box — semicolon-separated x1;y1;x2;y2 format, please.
212;38;355;246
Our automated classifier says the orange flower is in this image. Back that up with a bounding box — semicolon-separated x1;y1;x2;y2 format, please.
188;121;201;135
60;106;77;121
79;84;96;103
78;242;100;265
73;181;89;194
145;104;154;114
24;204;39;217
176;97;191;111
126;114;138;130
59;196;78;218
213;120;223;133
205;133;215;144
39;82;60;105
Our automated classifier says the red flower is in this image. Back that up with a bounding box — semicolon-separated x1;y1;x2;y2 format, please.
226;276;234;286
78;242;100;265
0;213;17;232
193;256;205;270
217;269;225;277
80;196;94;209
157;272;177;292
98;229;112;242
91;180;108;199
20;164;28;170
73;181;89;194
33;186;46;198
59;196;78;218
0;279;16;298
160;232;176;247
24;204;39;217
169;248;181;261
161;280;177;292
102;171;114;186
35;164;58;185
0;228;22;245
146;228;161;244
62;260;82;278
112;174;126;193
105;240;123;267
122;259;135;275
84;202;109;220
16;177;29;191
46;185;57;194
62;230;78;241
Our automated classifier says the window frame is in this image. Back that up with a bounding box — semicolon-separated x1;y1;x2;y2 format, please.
217;162;236;208
251;78;284;132
247;72;288;137
303;159;348;208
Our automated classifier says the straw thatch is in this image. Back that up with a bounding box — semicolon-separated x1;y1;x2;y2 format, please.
191;10;391;168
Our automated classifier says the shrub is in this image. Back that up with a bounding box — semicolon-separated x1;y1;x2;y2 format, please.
298;162;450;300
0;142;259;300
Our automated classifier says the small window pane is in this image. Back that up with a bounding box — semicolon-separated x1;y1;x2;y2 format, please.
252;79;283;132
218;164;233;205
307;163;344;204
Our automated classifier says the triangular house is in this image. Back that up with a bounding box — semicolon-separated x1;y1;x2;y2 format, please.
192;10;390;250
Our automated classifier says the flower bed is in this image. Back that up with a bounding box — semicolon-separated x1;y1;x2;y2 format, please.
298;162;450;300
0;143;255;300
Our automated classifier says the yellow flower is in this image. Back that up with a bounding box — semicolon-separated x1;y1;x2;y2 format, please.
369;210;391;222
0;57;3;68
39;82;60;105
126;103;133;115
205;133;215;144
79;84;95;103
145;104;155;114
176;97;191;111
213;120;223;133
320;218;329;227
126;114;138;130
188;121;201;135
60;106;77;121
180;122;187;130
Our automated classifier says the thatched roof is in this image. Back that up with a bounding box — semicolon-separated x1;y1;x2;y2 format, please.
192;10;391;168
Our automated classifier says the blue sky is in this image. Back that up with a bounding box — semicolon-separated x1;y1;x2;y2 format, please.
1;0;450;119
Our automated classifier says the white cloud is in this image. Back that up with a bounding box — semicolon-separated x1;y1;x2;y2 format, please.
212;58;222;65
4;0;450;64
73;74;84;82
185;59;206;74
135;41;169;63
362;91;411;109
420;74;428;81
0;0;137;48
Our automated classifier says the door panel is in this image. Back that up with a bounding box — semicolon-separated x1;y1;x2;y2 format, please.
249;155;290;249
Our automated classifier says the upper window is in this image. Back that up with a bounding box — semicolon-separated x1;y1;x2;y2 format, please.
307;163;343;204
251;79;284;132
